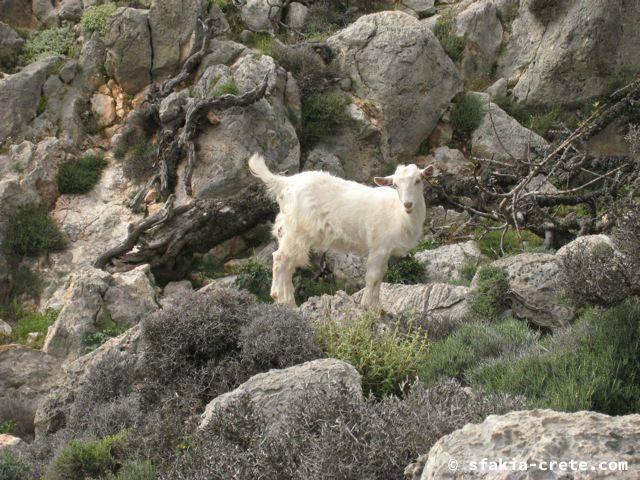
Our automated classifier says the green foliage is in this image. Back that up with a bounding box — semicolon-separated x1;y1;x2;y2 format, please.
419;318;538;387
107;460;155;480
413;236;436;252
452;261;478;287
496;4;519;33
0;452;29;480
214;78;240;96
300;90;351;147
37;95;48;115
24;28;75;62
384;255;425;285
315;315;429;398
48;431;129;480
470;298;640;415
123;141;156;183
434;15;466;62
81;3;117;37
0;419;16;434
246;32;276;56
234;260;272;303
493;94;576;138
467;265;510;321
11;266;43;299
4;204;65;257
450;91;484;141
478;229;544;258
8;308;59;349
57;154;108;194
84;315;123;352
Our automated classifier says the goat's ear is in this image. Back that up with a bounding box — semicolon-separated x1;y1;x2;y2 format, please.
374;176;393;187
421;165;434;178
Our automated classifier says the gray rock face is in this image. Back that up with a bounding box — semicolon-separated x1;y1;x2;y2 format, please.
0;0;34;28
0;21;23;67
240;0;282;31
483;253;574;329
300;290;368;327
327;11;462;163
0;345;59;434
430;146;470;175
0;56;61;143
178;54;299;200
485;77;507;99
103;265;159;329
194;39;249;82
454;0;503;83
472;101;549;161
402;0;436;18
416;241;483;283
0;319;11;337
420;409;640;479
158;89;190;124
105;7;152;94
499;0;640;105
286;2;308;31
199;358;362;431
149;0;205;81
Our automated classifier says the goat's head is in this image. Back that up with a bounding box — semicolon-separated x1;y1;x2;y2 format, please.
374;164;434;214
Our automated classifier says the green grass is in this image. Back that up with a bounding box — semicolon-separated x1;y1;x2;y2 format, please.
57;154;108;194
300;90;351;147
477;229;544;258
384;255;426;285
246;32;277;56
6;308;59;349
467;265;510;321
214;78;240;96
80;3;117;37
450;91;484;141
123;141;156;183
315;314;429;398
434;14;466;62
23;27;75;62
469;299;640;414
3;203;66;257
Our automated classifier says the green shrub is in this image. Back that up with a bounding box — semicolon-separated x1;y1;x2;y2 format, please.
84;314;123;352
434;15;466;62
0;419;16;434
478;229;544;258
300;90;351;147
234;260;272;303
24;28;75;62
81;3;117;37
246;32;276;56
57;154;108;194
315;314;429;398
0;452;29;480
48;431;129;480
123;141;156;182
4;204;65;257
108;460;155;480
456;261;478;286
214;78;240;96
9;308;59;349
467;265;509;321
384;255;425;285
419;318;538;387
450;91;484;141
470;299;640;414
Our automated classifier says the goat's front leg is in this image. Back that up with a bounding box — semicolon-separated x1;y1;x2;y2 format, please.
361;251;390;309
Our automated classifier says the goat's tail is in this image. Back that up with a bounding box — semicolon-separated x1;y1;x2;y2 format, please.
248;153;286;198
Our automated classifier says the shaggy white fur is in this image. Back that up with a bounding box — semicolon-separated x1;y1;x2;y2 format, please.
248;153;433;307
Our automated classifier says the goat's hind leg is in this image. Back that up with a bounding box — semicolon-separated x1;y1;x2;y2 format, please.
272;234;308;307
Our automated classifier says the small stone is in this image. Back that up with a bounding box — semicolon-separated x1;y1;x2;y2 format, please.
143;187;158;204
91;93;116;127
26;332;43;346
0;319;11;337
58;60;77;83
0;433;22;449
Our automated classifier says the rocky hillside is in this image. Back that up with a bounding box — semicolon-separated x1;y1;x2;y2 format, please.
1;0;640;479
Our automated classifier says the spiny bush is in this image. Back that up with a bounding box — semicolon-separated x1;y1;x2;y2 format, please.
301;90;351;147
450;91;484;141
315;314;429;398
272;44;332;97
0;452;29;480
23;28;75;62
123;141;156;182
470;298;640;415
419;318;539;387
214;78;240;96
434;14;466;62
467;265;510;321
3;203;65;257
163;379;524;480
384;255;425;284
234;260;272;303
57;154;107;194
8;308;59;348
80;3;117;37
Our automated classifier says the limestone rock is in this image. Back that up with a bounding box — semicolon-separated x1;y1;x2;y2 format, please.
199;358;362;431
104;7;152;94
0;0;34;28
194;39;249;82
416;241;483;283
240;0;282;31
299;290;368;327
327;11;462;163
402;0;436;18
472;101;549;162
430;146;470;176
480;253;574;329
90;92;116;127
158;89;190;124
302;147;346;178
104;264;159;329
325;251;367;286
160;280;193;308
0;319;11;337
421;409;640;479
0;21;23;68
286;2;308;31
0;433;22;449
486;77;507;99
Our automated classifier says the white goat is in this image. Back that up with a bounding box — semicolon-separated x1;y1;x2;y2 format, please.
248;153;433;308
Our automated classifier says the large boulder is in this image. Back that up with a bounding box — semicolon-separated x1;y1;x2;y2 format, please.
240;0;282;31
0;0;34;28
481;253;574;329
419;409;640;479
104;7;152;94
149;0;205;81
103;264;159;329
498;0;640;105
415;241;484;284
327;11;462;163
0;21;23;68
199;358;362;431
177;53;299;200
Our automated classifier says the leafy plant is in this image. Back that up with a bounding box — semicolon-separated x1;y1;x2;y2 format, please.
23;28;75;62
315;314;429;398
107;460;155;480
57;154;108;194
214;78;240;96
467;265;509;321
0;419;16;434
37;96;48;115
434;14;466;62
300;90;351;147
450;91;484;141
234;260;272;303
0;452;29;480
4;204;65;257
84;315;123;351
123;141;156;183
8;308;59;349
81;3;117;37
384;255;425;285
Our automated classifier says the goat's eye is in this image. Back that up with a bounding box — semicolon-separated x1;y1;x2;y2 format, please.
415;179;421;185
392;184;398;189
